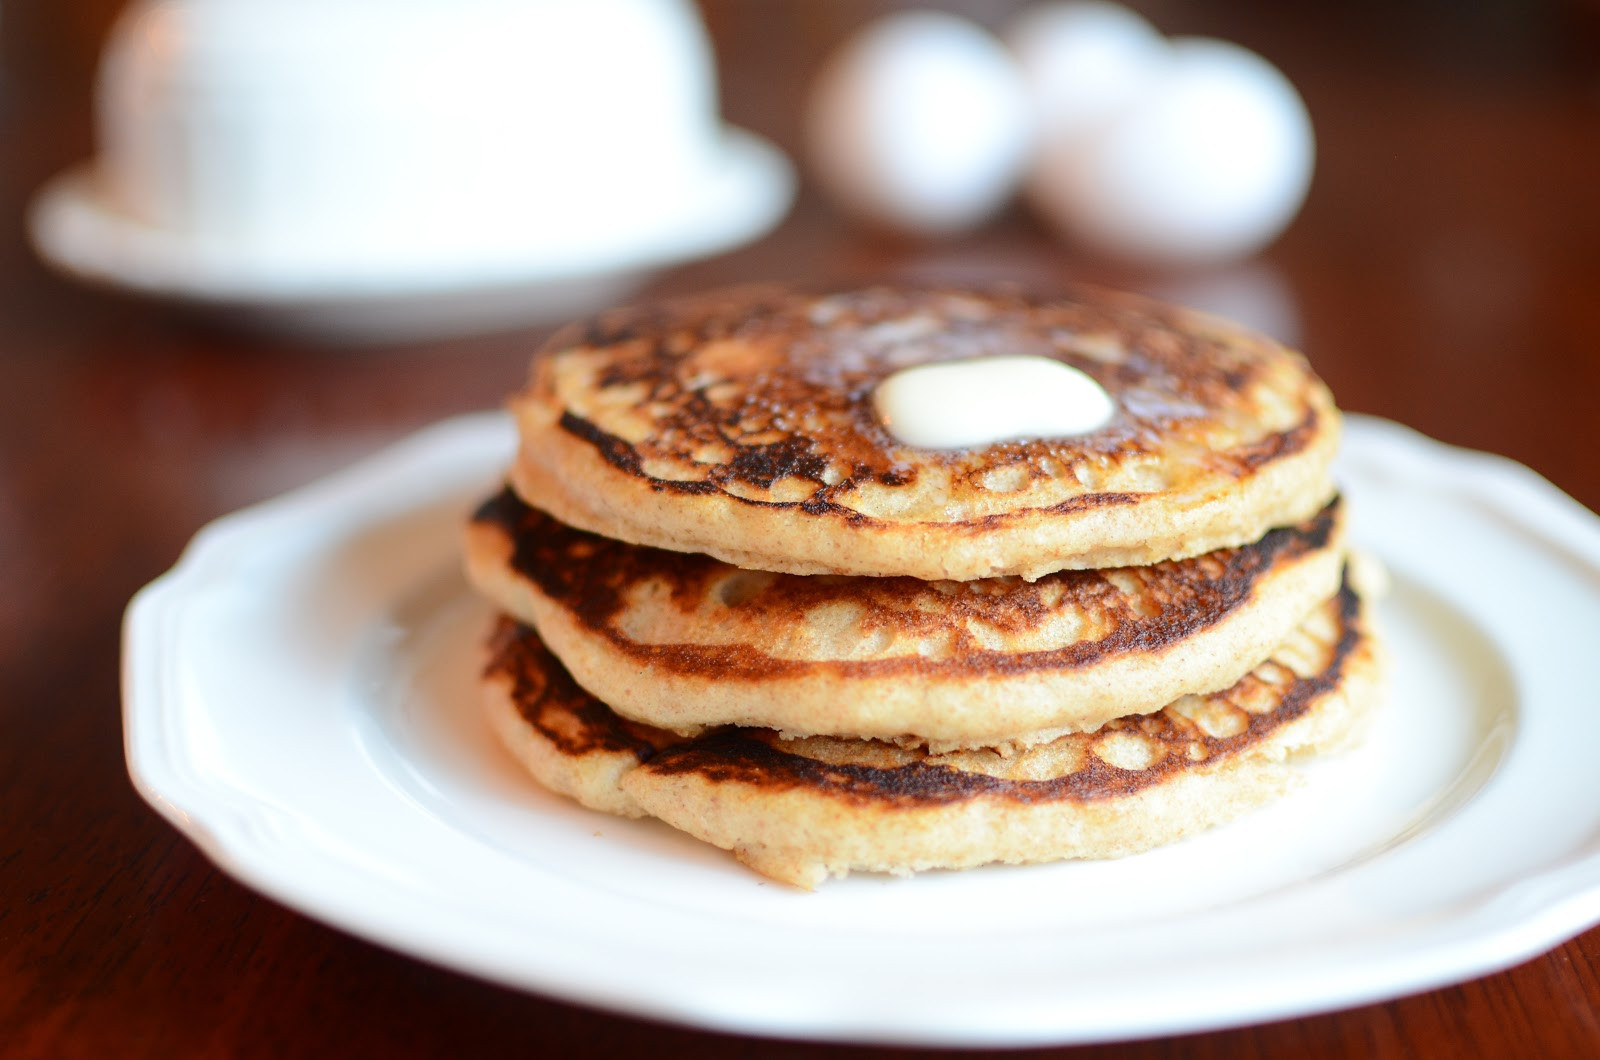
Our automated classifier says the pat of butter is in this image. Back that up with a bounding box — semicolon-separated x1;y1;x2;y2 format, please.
873;354;1116;449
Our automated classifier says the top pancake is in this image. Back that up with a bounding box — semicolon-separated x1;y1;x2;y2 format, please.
509;284;1340;580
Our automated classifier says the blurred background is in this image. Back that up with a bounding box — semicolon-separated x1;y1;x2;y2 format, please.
3;0;1598;575
3;2;1600;1056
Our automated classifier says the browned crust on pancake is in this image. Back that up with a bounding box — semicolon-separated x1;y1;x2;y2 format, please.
509;284;1341;579
483;618;675;761
467;488;1346;746
544;285;1313;516
487;579;1362;807
636;582;1363;806
475;487;1338;683
552;405;1320;527
481;573;1381;886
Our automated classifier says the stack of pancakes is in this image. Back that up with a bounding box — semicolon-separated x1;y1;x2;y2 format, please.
464;284;1382;888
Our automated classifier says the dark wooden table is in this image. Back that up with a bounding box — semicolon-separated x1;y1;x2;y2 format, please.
5;2;1600;1056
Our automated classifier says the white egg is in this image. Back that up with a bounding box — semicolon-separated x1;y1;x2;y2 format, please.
1030;37;1315;264
1005;1;1168;145
805;12;1032;235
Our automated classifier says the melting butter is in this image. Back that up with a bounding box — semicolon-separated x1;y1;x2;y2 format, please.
873;354;1116;449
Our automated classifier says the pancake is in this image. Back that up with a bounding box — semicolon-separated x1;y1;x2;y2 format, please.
507;284;1340;581
466;487;1348;749
481;574;1381;889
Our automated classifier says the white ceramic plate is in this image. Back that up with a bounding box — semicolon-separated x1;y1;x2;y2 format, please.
29;130;792;342
123;414;1600;1047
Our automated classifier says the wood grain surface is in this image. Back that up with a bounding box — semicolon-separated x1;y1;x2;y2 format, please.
3;1;1599;1056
